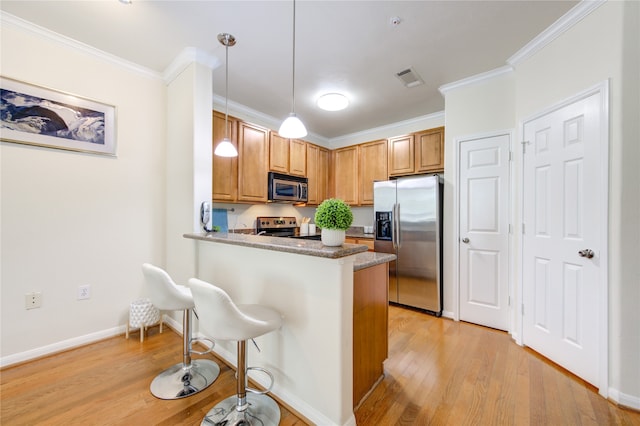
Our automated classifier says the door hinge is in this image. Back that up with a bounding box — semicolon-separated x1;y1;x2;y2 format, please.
521;140;530;154
509;151;513;161
508;296;511;306
509;224;512;234
521;304;525;315
522;223;525;234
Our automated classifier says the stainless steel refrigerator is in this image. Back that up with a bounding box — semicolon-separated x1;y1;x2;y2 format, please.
374;174;443;315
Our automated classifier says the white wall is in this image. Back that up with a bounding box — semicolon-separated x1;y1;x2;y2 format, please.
442;0;639;406
442;71;516;319
513;0;639;405
0;20;166;363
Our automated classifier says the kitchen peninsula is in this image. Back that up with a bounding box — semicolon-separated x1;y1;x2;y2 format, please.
184;232;395;426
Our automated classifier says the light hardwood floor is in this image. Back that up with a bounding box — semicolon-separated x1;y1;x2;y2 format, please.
2;306;638;425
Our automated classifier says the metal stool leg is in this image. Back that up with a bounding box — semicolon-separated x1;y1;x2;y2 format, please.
150;309;220;400
201;340;280;426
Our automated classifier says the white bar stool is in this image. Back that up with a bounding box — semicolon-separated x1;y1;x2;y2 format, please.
188;277;283;426
142;263;220;399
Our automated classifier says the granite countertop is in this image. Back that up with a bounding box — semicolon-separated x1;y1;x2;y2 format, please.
184;232;368;259
345;231;375;240
353;251;396;271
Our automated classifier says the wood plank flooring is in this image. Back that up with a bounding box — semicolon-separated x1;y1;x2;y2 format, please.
2;306;639;425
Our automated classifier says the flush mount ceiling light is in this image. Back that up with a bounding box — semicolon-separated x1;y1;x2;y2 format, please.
317;93;349;111
118;0;132;4
278;0;307;139
215;33;239;157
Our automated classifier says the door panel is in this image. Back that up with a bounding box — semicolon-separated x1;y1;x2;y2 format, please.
459;134;510;331
522;91;602;386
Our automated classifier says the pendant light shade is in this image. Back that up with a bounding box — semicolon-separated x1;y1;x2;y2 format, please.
278;113;307;139
279;0;307;139
215;33;238;158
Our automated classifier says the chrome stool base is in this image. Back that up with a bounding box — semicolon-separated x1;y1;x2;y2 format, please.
150;359;220;400
201;393;281;426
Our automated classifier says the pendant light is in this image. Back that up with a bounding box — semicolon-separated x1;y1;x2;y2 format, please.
278;0;307;139
215;33;239;157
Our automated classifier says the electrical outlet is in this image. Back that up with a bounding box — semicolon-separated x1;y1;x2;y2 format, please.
78;285;90;300
25;292;42;309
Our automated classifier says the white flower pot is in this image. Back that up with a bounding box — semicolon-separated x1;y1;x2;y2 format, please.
321;229;345;246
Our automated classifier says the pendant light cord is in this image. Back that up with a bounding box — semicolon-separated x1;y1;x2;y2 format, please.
291;0;297;114
224;41;230;140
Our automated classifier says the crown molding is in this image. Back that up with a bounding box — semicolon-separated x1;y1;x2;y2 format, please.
163;47;222;85
439;65;514;95
329;111;446;148
507;0;607;66
0;11;161;80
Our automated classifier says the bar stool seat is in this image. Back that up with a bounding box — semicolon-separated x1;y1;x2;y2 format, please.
188;277;283;426
142;264;220;399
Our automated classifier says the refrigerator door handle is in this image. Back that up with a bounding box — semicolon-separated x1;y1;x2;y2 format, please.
391;204;397;249
396;203;402;248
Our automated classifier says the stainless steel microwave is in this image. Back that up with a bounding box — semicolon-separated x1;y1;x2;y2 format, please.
268;172;308;203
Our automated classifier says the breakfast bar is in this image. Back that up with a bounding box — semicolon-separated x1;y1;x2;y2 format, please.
184;232;395;426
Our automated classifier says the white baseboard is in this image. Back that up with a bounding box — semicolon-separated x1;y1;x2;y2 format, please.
0;325;125;368
608;387;640;411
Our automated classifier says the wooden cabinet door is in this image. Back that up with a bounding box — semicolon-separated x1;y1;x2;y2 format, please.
289;139;307;176
269;132;289;173
306;144;329;205
238;121;269;202
212;111;238;202
359;139;387;205
388;134;415;176
306;144;319;205
415;127;444;173
334;146;359;205
318;147;329;204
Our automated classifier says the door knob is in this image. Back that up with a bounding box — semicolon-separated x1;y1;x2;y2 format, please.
578;249;594;259
462;237;470;244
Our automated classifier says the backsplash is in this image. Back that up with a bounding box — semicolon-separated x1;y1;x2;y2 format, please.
212;202;374;231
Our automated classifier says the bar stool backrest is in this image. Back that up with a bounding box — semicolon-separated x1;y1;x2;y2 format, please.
142;263;194;311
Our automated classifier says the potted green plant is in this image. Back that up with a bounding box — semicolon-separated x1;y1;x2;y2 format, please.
314;198;354;246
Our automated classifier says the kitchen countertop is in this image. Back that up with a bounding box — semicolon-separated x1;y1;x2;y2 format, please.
185;232;394;270
353;251;396;271
184;232;368;259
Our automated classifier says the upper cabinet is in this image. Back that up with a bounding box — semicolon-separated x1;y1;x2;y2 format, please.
289;139;307;177
212;111;238;202
269;134;307;177
358;140;387;205
415;127;444;173
307;144;329;205
333;145;359;205
387;134;415;176
388;126;444;176
237;121;270;203
269;132;289;174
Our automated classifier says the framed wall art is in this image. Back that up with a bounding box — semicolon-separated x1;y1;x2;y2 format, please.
0;76;116;156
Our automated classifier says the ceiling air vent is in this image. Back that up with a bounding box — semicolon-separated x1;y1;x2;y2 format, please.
396;67;424;88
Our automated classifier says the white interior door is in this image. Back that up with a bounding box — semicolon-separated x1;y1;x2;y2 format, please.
522;90;604;387
459;133;510;331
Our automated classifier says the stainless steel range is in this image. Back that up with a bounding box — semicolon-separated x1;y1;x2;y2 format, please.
256;216;321;240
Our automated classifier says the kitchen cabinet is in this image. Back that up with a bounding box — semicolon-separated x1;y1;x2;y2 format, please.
269;134;306;177
306;143;329;205
387;134;415;176
353;262;388;407
358;139;387;205
333;145;359;205
388;126;444;176
346;237;374;251
289;139;307;176
237;121;270;203
212;111;238;202
415;127;444;173
269;132;289;174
